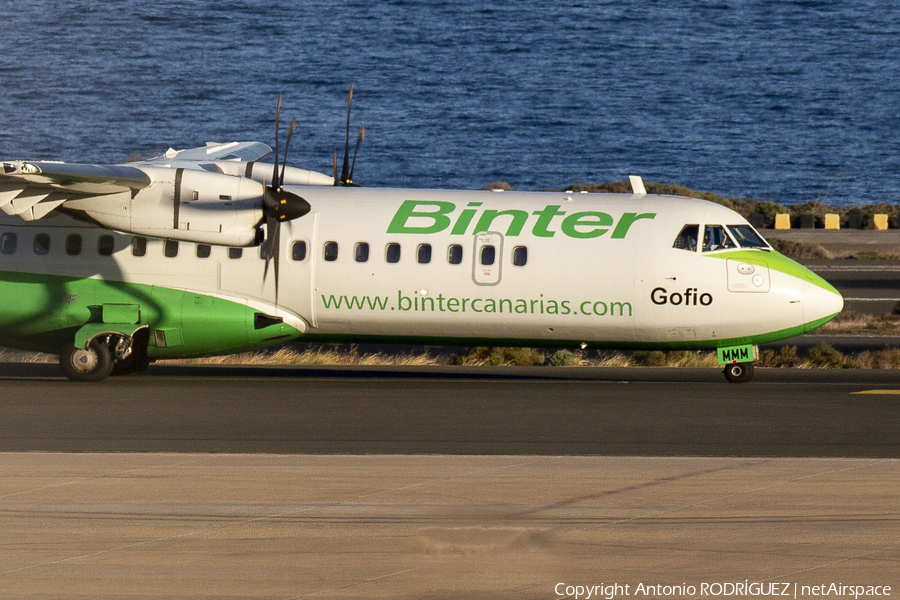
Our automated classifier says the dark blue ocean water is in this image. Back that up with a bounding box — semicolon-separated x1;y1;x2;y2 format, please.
2;0;900;206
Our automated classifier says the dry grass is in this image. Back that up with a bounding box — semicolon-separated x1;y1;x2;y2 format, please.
819;310;900;334
170;343;900;371
166;345;443;367
0;349;56;363
628;350;720;368
767;238;834;260
856;347;900;369
4;335;900;371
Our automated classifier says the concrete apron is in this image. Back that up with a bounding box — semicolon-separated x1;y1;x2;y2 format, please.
0;454;896;599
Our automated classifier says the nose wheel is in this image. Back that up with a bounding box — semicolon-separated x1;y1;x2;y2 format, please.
723;361;754;383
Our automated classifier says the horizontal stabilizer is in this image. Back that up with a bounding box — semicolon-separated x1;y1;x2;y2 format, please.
142;142;273;164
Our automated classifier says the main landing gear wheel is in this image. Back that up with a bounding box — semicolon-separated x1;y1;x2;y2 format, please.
723;361;754;384
60;340;115;382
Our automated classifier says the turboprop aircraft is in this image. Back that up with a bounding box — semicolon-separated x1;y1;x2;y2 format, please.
0;96;842;383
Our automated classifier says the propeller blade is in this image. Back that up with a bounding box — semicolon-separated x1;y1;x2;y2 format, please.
340;84;353;184
272;93;282;188
348;125;365;185
261;95;311;303
263;212;277;277
333;149;338;185
280;119;296;189
272;221;282;299
261;183;310;302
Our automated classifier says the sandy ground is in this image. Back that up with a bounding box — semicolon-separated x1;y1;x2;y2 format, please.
0;454;896;599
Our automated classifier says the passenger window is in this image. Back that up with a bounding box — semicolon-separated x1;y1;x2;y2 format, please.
132;236;147;257
702;225;736;252
386;243;401;264
448;244;463;265
292;241;308;261
1;232;17;255
417;243;432;264
197;244;211;259
355;242;369;263
97;235;114;256
65;234;82;256
33;233;50;255
164;240;179;258
673;224;699;252
480;245;496;266
228;247;243;259
324;241;338;262
512;246;527;266
259;242;268;259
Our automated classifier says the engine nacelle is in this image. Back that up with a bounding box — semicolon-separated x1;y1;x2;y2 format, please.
214;161;335;186
71;168;266;246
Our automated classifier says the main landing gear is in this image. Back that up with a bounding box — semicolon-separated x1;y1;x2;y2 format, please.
723;361;754;384
59;330;150;382
60;340;114;382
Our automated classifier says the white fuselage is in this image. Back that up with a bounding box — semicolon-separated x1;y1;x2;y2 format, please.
0;187;842;350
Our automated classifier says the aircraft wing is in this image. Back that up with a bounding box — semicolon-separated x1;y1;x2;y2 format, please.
0;142;275;222
0;141;327;230
0;160;153;221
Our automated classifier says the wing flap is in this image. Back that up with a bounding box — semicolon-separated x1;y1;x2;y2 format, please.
8;189;51;217
29;197;68;221
0;183;24;210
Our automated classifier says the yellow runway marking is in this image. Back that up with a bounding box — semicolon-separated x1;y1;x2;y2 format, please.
852;390;900;395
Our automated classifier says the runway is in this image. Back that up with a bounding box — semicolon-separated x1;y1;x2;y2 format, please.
1;365;898;598
0;363;899;456
805;260;900;315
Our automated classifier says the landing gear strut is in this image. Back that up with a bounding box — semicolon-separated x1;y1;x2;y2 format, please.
723;361;754;384
110;329;150;376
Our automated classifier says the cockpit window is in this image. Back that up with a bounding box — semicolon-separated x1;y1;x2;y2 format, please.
727;224;769;249
672;224;699;252
702;225;736;252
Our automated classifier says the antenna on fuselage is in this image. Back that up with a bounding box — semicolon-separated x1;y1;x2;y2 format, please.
629;175;646;197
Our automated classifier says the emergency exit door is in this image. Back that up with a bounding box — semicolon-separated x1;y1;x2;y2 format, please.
473;232;503;286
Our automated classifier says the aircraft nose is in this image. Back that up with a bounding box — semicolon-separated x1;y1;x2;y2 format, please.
802;273;844;329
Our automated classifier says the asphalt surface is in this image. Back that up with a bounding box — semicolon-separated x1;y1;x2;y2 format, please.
2;363;898;457
806;260;900;315
2;363;898;598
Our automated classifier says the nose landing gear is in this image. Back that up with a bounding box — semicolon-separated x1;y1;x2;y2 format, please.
723;361;754;383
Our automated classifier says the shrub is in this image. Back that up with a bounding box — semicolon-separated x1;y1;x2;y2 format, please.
548;350;578;366
856;347;900;369
805;343;856;369
451;346;546;366
758;345;799;368
630;350;667;367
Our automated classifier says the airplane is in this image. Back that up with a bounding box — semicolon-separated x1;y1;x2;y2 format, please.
0;96;843;383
